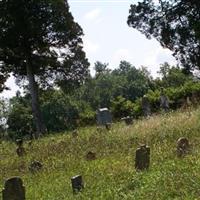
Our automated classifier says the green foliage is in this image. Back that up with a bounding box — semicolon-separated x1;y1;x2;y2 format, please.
0;0;89;86
111;96;135;119
7;97;33;139
128;0;200;72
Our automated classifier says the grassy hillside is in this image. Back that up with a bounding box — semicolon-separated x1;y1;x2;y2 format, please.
1;108;200;199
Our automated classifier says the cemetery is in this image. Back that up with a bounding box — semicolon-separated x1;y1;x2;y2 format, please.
1;107;200;199
0;0;200;199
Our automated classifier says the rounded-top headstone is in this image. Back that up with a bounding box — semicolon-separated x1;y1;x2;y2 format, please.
2;177;25;200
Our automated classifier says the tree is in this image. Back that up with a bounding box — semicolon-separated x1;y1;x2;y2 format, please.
94;61;110;78
127;0;200;73
0;0;89;137
157;62;192;87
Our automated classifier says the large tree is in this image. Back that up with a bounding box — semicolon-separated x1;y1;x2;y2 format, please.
127;0;200;73
0;0;89;137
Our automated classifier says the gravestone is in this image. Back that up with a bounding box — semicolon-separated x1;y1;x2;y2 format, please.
29;161;43;173
2;177;25;200
135;144;150;170
121;116;133;125
160;88;169;111
16;147;26;157
96;108;112;126
16;139;25;157
86;151;96;161
177;137;189;157
71;175;84;193
141;95;151;117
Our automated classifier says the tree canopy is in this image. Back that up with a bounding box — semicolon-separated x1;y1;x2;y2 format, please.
0;0;89;136
0;0;89;86
127;0;200;73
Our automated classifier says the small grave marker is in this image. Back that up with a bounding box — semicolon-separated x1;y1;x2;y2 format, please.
16;139;25;157
71;175;84;193
2;177;25;200
177;137;189;157
121;116;133;125
86;151;96;161
29;161;43;173
135;144;150;170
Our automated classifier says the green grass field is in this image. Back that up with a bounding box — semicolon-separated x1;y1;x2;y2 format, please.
1;108;200;199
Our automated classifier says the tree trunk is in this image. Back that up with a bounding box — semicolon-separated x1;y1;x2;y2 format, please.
26;59;46;138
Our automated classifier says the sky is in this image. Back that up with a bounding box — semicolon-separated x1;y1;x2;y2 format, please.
0;0;177;98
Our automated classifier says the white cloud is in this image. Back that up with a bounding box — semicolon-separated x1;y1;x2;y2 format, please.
111;48;132;68
143;47;176;77
84;8;101;21
83;38;100;54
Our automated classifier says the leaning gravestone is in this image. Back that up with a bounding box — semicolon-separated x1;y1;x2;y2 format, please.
71;175;84;193
135;144;150;170
2;177;25;200
141;95;151;117
96;108;112;126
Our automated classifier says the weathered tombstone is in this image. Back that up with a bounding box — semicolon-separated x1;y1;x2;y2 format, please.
16;139;26;157
141;95;151;117
160;88;169;111
121;116;133;125
71;175;84;193
135;144;150;170
29;161;43;173
177;137;189;157
96;108;112;127
86;151;96;161
2;177;25;200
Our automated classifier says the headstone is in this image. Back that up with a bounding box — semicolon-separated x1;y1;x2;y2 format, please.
121;116;133;125
16;139;25;157
135;144;150;170
96;108;112;126
29;161;43;173
177;137;189;157
141;95;151;117
160;89;169;111
86;151;96;161
16;147;26;157
2;177;25;200
71;175;84;193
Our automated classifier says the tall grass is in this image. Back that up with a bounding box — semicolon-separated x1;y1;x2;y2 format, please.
1;108;200;199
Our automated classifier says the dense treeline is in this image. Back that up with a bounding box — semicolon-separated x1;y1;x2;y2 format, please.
0;61;200;139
